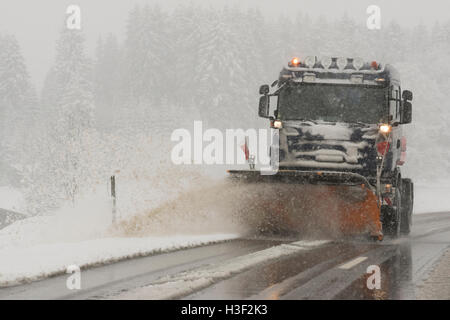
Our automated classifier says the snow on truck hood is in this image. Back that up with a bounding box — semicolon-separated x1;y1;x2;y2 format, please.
279;121;379;168
281;121;378;141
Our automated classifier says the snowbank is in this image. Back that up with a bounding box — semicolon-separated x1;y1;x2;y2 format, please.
0;195;113;249
414;182;450;214
0;186;25;212
0;234;239;286
0;176;244;286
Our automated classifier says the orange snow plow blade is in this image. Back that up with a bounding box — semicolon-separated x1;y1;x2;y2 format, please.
227;170;383;240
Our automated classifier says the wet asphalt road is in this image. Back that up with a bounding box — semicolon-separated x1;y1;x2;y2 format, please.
0;212;449;300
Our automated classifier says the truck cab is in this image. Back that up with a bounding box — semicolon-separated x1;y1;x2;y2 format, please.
258;56;414;237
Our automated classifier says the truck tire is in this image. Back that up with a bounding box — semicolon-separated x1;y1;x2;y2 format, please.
382;181;402;238
400;178;414;235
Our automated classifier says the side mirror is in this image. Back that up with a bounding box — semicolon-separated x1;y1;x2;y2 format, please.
402;101;412;124
259;84;269;95
402;90;413;101
258;96;270;118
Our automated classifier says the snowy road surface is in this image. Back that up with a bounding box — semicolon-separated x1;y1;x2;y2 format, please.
1;212;450;300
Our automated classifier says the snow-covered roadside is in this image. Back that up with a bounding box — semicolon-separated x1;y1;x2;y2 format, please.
414;183;450;214
0;186;27;230
0;233;239;286
1;176;449;287
0;175;243;287
0;186;25;213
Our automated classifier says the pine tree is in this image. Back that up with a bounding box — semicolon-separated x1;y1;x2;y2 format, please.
122;4;172;133
0;34;37;186
409;22;430;60
382;21;405;63
270;15;297;67
34;27;95;208
333;13;357;57
94;33;122;131
171;4;203;107
193;7;249;129
237;8;269;126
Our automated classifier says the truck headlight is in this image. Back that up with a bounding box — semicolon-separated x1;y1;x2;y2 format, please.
272;120;283;129
379;124;391;134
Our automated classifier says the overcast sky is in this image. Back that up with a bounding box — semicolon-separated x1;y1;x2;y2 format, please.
1;0;449;88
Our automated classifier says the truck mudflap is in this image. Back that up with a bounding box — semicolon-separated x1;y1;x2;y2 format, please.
227;170;383;240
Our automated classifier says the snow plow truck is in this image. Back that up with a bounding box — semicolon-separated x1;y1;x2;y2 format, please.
228;56;414;240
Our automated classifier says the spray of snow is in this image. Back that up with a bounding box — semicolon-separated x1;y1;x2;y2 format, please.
111;178;249;237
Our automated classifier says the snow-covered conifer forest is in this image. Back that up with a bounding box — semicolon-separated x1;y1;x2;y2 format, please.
1;4;450;216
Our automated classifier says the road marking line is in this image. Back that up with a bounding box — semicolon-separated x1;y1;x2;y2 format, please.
111;240;330;299
338;256;368;270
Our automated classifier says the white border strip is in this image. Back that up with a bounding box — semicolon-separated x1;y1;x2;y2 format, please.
338;256;368;270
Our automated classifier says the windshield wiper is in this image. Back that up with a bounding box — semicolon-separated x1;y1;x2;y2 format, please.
297;118;318;124
353;121;371;127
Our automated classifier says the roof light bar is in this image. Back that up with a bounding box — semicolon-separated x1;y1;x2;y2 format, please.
289;57;301;67
336;57;347;70
287;56;382;72
353;57;364;70
320;56;332;69
304;56;316;68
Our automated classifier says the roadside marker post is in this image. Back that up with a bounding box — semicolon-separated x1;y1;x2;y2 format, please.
111;175;117;223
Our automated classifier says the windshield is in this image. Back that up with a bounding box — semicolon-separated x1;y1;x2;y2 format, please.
278;84;386;123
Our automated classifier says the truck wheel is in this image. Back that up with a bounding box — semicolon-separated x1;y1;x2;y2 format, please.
382;182;402;238
400;179;414;235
